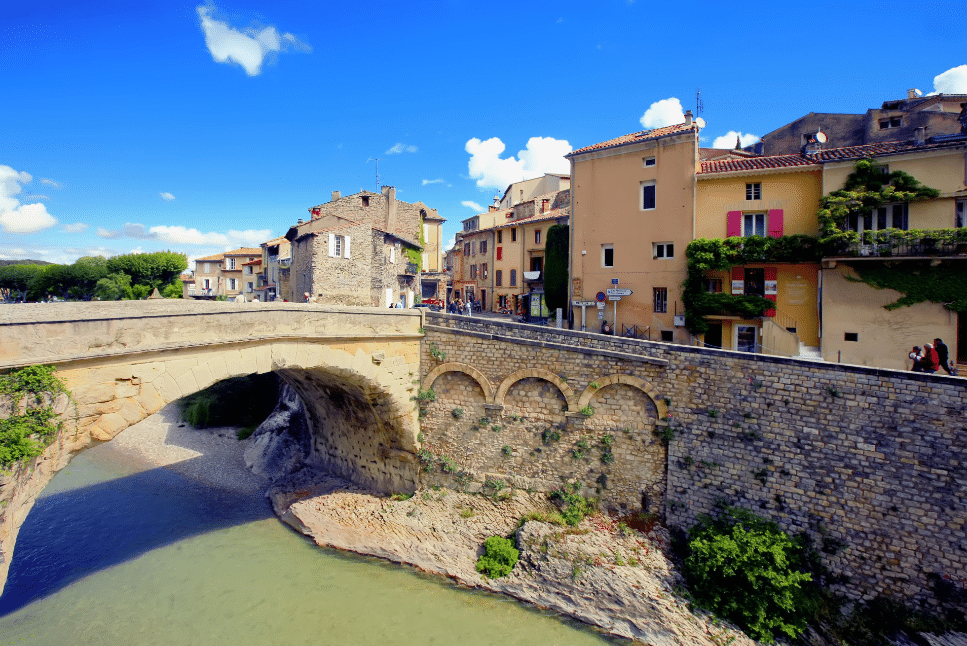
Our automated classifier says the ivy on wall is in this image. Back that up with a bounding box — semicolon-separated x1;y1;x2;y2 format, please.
846;261;967;312
0;365;70;468
404;214;426;269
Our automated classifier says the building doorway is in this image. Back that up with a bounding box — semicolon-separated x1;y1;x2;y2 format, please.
480;289;487;311
958;313;966;363
705;323;723;349
736;325;758;353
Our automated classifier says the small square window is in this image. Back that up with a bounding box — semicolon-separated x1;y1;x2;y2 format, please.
660;330;674;342
602;244;614;268
643;157;656;167
746;183;761;200
844;332;859;342
653;242;674;259
361;196;370;206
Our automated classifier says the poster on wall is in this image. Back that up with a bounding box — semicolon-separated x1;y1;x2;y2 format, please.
731;280;744;295
764;280;778;295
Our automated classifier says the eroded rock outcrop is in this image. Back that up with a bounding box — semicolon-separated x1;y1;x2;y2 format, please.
243;383;312;480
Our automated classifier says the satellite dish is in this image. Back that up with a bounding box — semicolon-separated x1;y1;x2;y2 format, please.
695;117;707;129
815;131;828;143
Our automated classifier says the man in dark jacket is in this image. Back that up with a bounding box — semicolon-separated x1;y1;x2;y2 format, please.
934;338;956;375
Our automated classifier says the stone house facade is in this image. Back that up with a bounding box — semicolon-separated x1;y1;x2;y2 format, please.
188;247;262;300
285;186;435;306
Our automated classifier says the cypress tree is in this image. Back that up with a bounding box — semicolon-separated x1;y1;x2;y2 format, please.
544;224;569;313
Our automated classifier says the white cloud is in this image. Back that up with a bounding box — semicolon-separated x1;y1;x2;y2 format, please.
461;200;484;212
196;5;311;76
386;143;418;155
160;191;176;201
465;136;572;190
149;225;272;247
97;227;123;239
933;65;967;94
40;178;61;188
711;131;760;149
445;235;455;251
0;165;58;234
640;97;686;129
422;178;445;185
62;222;89;233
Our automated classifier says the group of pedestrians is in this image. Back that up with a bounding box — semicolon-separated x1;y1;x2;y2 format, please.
908;338;957;375
448;299;474;316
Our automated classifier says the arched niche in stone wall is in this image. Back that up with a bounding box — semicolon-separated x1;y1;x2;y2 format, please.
576;374;667;420
421;362;494;403
494;369;575;413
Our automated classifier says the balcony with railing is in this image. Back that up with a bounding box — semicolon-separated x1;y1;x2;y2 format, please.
400;262;420;276
825;228;967;259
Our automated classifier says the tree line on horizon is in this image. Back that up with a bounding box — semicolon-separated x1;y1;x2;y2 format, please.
0;251;187;302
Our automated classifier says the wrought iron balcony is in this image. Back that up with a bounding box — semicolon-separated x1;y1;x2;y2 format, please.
826;229;967;258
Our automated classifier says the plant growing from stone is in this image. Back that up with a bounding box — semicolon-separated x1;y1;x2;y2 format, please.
541;427;561;444
415;388;436;402
475;536;519;578
588;381;600;389
428;342;447;362
0;365;71;468
451;407;464;419
549;481;596;526
417;448;435;472
501;445;512;457
653;425;677;445
600;449;614;465
438;455;457;474
707;407;719;418
491;424;502;432
578;405;594;417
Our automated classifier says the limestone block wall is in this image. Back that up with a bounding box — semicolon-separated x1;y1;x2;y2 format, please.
420;312;967;613
419;317;670;512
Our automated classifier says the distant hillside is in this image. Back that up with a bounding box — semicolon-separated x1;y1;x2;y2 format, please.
0;259;53;267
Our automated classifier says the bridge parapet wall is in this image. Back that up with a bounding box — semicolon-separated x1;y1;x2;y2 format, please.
421;313;967;613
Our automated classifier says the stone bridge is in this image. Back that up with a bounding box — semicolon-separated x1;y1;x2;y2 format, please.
0;301;423;589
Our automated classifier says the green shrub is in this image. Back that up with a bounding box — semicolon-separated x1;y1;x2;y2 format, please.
418;448;435;472
684;507;812;643
549;482;597;526
0;365;69;468
475;536;519;578
578;405;594;417
451;407;464;419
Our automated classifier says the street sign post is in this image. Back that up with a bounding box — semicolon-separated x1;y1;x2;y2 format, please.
572;300;598;331
606;288;633;297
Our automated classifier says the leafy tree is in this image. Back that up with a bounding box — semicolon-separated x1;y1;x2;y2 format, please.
30;263;76;301
95;272;134;300
0;263;43;301
543;224;569;314
162;282;183;298
68;256;110;300
685;507;813;643
106;251;187;291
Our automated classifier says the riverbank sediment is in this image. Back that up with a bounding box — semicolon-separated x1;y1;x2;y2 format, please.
268;467;754;646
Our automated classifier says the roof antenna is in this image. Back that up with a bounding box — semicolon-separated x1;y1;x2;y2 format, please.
366;157;381;192
696;87;704;116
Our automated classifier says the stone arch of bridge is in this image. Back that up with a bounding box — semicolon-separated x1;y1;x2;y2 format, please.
421;362;495;402
65;341;420;494
493;368;576;410
576;374;667;419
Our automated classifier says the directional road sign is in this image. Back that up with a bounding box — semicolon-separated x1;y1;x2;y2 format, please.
608;296;623;301
606;288;633;296
572;300;597;307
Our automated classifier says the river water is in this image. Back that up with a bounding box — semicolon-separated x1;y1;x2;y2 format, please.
0;425;615;645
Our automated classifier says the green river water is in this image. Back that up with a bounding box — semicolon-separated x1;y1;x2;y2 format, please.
0;437;616;646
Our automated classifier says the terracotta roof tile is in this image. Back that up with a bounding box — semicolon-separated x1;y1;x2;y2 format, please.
700;154;820;174
569;123;697;156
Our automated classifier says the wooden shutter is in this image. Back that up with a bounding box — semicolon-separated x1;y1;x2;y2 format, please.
328;233;336;257
727;211;742;237
344;236;351;258
763;267;777;317
767;210;784;238
497;246;502;260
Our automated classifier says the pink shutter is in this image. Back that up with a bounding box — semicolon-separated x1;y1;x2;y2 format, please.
727;211;741;237
763;267;777;317
767;209;784;238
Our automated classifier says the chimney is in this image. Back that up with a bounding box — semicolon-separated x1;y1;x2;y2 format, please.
297;219;304;224
382;185;397;233
914;126;926;146
907;88;918;99
684;110;693;126
331;190;341;202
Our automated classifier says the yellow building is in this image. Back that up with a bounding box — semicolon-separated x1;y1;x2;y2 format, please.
817;138;967;370
695;155;824;354
567;118;699;339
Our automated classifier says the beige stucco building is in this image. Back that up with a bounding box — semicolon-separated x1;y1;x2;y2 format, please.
567;118;700;339
189;248;262;300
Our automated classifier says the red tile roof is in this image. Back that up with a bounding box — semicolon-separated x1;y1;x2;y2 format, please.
700;154;820;174
699;137;967;175
569;123;698;156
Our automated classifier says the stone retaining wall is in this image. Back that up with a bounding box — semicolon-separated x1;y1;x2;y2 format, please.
420;312;967;614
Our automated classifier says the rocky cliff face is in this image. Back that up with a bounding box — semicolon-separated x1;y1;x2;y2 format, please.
243;383;312;480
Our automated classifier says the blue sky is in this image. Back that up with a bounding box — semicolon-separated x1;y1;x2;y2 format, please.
2;0;965;268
